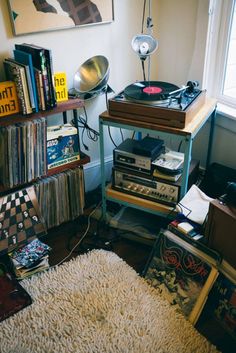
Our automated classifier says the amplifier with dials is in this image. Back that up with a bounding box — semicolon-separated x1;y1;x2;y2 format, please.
112;167;180;206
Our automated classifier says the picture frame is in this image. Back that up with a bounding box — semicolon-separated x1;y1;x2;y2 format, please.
8;0;114;36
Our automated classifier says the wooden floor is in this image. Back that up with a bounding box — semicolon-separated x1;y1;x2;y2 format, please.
43;213;236;353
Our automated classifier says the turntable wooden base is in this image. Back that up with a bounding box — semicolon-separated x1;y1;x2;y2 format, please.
108;90;206;129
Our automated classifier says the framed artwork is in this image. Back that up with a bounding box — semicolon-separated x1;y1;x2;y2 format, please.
8;0;114;36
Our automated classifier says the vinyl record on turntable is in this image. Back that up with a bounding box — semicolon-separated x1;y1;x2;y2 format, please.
124;81;180;104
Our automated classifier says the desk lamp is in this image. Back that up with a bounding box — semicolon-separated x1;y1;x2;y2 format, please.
131;0;158;82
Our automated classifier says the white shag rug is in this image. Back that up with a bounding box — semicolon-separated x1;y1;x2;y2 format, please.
0;250;220;353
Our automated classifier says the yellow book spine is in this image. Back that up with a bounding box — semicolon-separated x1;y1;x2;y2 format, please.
54;72;68;102
0;81;20;117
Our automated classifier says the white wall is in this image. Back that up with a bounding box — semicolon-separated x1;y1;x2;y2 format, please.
156;0;236;171
155;0;211;87
1;0;235;191
1;0;157;190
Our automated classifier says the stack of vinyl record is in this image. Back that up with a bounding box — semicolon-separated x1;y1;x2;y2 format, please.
34;166;85;229
0;117;47;188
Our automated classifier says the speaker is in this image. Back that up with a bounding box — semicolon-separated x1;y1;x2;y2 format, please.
131;34;158;60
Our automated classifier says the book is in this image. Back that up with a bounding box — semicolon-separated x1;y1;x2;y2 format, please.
31;44;56;108
144;229;219;325
15;44;51;110
15;44;56;109
9;238;51;268
0;81;20;117
13;49;39;112
12;256;50;280
34;68;46;110
3;59;32;114
54;72;68;102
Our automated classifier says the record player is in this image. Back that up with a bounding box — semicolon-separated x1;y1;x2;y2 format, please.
108;80;206;129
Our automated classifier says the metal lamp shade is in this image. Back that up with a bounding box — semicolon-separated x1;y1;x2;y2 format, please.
74;55;109;93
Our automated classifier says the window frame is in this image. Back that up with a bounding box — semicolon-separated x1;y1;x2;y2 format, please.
203;0;236;112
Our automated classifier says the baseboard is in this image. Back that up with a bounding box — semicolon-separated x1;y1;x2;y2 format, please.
84;155;113;191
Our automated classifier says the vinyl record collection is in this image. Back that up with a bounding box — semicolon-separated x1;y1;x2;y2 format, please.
0;117;47;188
34;166;85;229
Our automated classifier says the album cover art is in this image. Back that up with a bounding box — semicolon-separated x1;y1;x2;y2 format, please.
144;229;219;325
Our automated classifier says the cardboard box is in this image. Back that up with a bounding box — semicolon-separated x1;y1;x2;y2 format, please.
47;124;80;170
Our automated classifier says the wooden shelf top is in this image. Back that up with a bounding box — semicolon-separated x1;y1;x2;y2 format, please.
100;97;217;137
0;98;84;126
46;152;90;176
106;185;178;216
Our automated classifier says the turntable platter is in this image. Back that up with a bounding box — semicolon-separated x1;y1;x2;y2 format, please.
124;81;180;104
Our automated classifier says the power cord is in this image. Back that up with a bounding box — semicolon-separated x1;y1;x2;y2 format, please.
74;106;99;151
105;87;124;146
52;203;101;267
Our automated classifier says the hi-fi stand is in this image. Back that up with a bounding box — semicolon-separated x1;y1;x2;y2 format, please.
99;97;217;222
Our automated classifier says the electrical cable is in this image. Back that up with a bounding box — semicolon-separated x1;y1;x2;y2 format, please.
105;87;122;146
74;106;99;151
108;126;118;147
53;202;101;267
120;128;124;142
178;202;192;217
141;0;147;33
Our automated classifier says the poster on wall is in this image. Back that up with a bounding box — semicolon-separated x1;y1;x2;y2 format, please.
8;0;114;36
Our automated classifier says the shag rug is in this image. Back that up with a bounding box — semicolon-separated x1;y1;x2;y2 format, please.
0;250;220;353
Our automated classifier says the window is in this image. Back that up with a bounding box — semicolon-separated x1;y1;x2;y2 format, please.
203;0;236;115
223;4;236;101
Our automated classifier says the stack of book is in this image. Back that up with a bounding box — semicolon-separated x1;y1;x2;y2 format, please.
9;238;51;280
4;43;56;115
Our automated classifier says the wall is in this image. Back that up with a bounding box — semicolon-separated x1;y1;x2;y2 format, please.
1;0;159;191
156;0;236;171
1;0;235;192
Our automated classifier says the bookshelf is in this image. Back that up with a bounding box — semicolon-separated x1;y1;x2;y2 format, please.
0;98;90;232
0;98;90;192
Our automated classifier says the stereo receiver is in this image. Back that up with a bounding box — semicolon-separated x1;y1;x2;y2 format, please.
112;167;180;206
112;159;199;207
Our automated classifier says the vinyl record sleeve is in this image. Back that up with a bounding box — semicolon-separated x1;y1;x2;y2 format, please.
144;229;219;325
